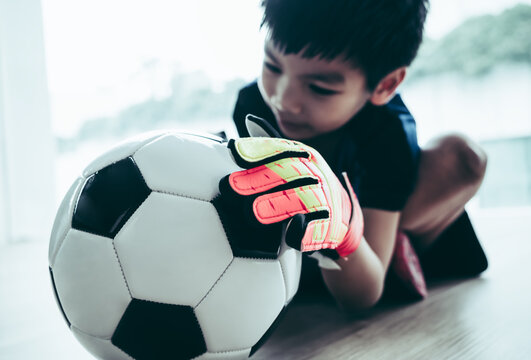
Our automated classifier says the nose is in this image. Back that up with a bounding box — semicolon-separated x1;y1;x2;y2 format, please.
270;77;302;115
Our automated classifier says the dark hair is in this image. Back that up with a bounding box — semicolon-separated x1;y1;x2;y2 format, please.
260;0;429;91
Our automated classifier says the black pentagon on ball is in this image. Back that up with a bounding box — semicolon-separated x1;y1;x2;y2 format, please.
111;299;207;360
72;157;151;238
211;193;282;260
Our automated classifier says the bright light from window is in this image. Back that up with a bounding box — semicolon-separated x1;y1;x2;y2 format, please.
42;0;264;137
41;0;531;137
40;0;531;209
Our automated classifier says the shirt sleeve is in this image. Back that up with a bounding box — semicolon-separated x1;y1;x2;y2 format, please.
350;95;421;211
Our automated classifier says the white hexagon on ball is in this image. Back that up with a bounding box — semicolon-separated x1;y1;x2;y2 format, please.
195;257;286;353
133;133;242;202
114;191;234;307
52;229;131;338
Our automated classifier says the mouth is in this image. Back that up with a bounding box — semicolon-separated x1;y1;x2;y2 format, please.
277;117;309;133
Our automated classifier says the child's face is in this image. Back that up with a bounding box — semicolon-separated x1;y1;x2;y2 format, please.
258;39;372;140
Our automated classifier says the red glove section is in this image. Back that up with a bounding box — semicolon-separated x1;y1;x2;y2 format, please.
335;173;363;257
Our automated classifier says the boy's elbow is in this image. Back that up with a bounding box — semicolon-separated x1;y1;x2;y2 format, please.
321;246;387;313
332;274;385;313
338;287;383;313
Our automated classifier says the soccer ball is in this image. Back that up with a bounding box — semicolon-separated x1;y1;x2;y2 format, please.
48;131;302;360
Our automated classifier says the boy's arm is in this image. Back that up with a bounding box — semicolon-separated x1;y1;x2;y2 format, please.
321;208;400;310
359;208;400;270
233;114;396;310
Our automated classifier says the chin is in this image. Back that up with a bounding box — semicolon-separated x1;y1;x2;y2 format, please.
276;122;312;140
278;126;311;140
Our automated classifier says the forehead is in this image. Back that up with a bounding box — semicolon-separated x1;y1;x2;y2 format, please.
264;39;363;82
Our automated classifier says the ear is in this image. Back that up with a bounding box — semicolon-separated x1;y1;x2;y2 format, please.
369;67;407;106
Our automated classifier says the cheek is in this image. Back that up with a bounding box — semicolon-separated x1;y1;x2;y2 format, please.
312;99;361;130
260;70;275;100
336;101;361;121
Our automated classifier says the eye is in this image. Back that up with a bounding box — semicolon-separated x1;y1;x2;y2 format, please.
264;62;281;74
309;84;338;96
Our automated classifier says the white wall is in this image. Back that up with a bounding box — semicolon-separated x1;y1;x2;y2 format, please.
0;0;55;243
0;54;9;244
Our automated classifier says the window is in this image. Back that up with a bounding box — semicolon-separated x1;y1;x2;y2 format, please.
479;136;531;207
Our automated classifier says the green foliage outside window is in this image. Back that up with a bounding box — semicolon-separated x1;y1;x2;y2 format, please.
408;4;531;81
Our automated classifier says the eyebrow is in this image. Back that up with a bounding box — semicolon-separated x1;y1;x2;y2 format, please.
264;46;279;63
264;44;345;85
303;72;345;85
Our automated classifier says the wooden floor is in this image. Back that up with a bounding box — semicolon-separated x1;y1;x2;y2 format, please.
1;207;530;360
256;208;531;360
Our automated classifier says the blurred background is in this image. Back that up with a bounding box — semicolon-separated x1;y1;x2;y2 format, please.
1;0;530;359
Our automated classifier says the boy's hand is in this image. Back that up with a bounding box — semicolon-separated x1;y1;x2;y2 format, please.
220;136;363;257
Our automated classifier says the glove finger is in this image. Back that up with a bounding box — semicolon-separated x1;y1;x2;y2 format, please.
216;174;284;258
285;213;332;252
220;173;279;230
287;215;348;253
229;157;319;196
252;184;329;225
228;137;310;169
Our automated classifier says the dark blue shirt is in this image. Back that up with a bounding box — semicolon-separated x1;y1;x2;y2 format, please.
232;81;420;211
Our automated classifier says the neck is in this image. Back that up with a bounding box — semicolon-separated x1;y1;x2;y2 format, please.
303;129;343;162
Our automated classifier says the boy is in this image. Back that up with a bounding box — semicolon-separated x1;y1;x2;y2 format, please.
228;0;488;311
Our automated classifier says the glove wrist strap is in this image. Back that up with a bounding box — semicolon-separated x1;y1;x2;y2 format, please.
335;172;364;257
